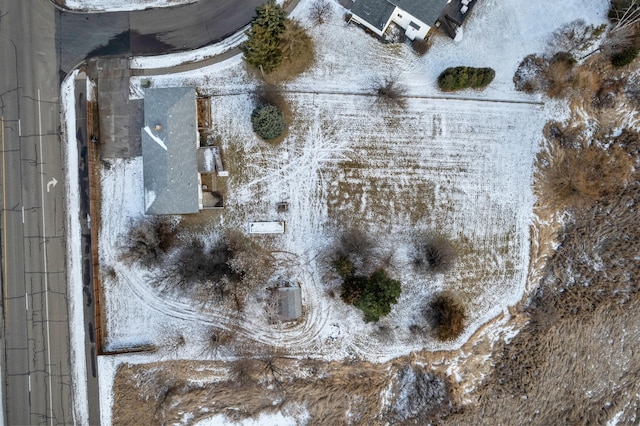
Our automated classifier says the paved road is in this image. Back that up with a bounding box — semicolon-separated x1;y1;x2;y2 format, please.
0;0;73;424
57;0;266;73
1;0;270;424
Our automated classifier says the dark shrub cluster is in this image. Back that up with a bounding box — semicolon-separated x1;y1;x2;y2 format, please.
413;235;457;273
611;47;639;67
437;66;495;91
425;293;466;341
251;104;286;140
122;217;178;267
412;38;430;56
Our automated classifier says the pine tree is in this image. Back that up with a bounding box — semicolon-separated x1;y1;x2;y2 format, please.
341;268;402;322
241;0;288;73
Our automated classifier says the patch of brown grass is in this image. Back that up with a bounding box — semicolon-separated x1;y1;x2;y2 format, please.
451;296;640;425
536;143;633;210
448;173;640;425
544;54;577;98
112;358;457;425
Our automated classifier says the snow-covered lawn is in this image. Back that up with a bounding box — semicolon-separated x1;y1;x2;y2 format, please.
89;0;609;423
60;0;195;12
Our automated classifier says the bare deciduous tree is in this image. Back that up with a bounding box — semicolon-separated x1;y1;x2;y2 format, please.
547;20;605;55
198;327;234;358
121;216;178;267
603;0;640;54
413;235;457;273
309;0;334;26
371;75;408;110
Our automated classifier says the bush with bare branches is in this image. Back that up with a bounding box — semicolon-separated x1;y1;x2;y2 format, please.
413;235;457;273
199;328;234;358
330;227;376;276
371;76;407;109
308;0;333;26
163;239;235;292
338;227;375;259
121;216;178;267
538;144;633;209
547;20;606;55
425;293;466;341
543;121;586;149
160;232;275;309
513;51;604;98
412;37;430;56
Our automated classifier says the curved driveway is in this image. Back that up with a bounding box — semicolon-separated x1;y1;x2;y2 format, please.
57;0;266;72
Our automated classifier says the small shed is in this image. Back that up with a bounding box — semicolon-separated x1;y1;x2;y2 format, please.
277;286;302;322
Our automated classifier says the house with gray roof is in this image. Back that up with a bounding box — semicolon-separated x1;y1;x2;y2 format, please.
349;0;476;40
141;87;201;215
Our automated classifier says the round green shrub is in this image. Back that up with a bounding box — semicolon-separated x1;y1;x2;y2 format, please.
251;104;286;140
437;66;495;91
611;47;639;67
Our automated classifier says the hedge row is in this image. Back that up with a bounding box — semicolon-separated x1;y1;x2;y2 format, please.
437;66;495;91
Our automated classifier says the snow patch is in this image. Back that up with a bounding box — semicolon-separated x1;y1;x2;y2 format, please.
62;69;90;425
61;0;195;12
143;126;168;150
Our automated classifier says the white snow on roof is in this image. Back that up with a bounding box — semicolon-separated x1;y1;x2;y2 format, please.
248;221;286;234
143;126;168;151
203;148;214;171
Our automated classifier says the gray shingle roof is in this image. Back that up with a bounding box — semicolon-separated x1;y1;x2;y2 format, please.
278;286;302;321
351;0;450;30
350;0;396;31
141;87;199;215
390;0;450;26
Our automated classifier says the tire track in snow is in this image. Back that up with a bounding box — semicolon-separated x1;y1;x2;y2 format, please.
100;160;335;354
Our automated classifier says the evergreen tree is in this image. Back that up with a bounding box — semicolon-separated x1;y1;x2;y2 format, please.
251;105;286;140
341;268;402;322
241;0;288;73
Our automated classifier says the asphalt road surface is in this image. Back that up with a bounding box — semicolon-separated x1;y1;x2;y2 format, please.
57;0;266;73
0;0;73;424
1;0;269;424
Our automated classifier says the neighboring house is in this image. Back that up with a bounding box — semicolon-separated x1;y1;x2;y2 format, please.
142;87;223;214
349;0;476;40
